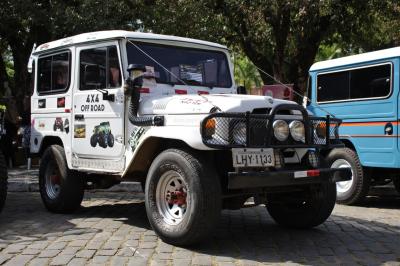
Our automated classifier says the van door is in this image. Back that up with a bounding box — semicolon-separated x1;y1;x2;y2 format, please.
71;42;125;171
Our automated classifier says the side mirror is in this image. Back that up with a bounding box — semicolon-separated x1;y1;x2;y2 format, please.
237;85;247;95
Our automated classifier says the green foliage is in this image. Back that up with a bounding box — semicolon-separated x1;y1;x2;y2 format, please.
0;0;399;101
233;53;263;91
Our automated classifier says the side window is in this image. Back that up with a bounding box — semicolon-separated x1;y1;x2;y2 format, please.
350;64;391;99
317;71;349;102
317;63;392;103
37;51;70;94
80;46;121;90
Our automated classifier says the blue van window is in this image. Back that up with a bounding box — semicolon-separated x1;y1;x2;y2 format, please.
317;63;391;102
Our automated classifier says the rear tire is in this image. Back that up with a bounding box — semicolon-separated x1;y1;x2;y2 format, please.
145;149;221;246
39;145;84;213
266;182;337;228
0;152;7;212
325;148;369;205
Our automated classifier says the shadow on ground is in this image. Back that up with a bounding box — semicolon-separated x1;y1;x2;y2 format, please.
0;191;399;265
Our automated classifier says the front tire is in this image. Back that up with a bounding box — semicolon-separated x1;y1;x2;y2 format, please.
0;152;7;212
266;182;337;228
145;149;221;246
326;148;369;205
39;145;84;213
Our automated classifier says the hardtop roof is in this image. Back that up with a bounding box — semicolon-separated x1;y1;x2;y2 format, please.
34;30;228;54
310;46;400;72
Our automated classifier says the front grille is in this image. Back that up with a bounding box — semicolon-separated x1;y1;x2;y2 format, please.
201;105;341;149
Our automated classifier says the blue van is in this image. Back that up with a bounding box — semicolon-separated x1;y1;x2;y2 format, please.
307;47;400;204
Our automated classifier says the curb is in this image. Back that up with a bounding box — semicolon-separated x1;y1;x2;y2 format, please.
7;168;143;193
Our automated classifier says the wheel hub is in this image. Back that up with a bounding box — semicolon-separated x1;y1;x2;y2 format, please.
331;159;354;194
45;163;61;200
156;170;188;225
167;190;187;206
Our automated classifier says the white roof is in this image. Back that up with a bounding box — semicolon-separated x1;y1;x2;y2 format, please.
310;46;400;71
34;30;227;54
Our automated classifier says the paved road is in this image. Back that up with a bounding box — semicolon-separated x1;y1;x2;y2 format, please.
0;192;399;266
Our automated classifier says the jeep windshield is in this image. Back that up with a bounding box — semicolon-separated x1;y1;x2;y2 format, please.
126;41;232;88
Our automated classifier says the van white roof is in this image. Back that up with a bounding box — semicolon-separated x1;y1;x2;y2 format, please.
34;30;228;54
310;46;400;72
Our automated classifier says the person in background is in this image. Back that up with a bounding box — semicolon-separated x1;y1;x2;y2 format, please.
109;57;121;88
21;110;31;169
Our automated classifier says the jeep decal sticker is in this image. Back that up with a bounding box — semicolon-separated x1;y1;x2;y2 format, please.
53;118;65;132
57;97;65;108
128;126;147;152
90;121;114;148
74;124;86;138
38;99;46;109
37;121;46;130
64;119;70;134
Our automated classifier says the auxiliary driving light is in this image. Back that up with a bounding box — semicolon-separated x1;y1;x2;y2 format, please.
232;122;246;145
289;120;305;142
273;120;289;141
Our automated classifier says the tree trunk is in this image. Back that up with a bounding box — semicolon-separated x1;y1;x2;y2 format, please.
0;53;9;96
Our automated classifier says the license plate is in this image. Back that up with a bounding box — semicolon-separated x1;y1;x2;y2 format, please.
232;148;275;168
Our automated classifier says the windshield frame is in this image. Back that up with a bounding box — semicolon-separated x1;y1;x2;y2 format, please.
126;40;233;89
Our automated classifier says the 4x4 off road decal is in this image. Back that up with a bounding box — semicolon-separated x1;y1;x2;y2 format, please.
90;121;114;148
81;94;105;112
64;119;70;134
128;126;147;152
74;124;85;138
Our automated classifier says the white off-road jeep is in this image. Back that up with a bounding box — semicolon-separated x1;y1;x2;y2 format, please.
30;30;350;245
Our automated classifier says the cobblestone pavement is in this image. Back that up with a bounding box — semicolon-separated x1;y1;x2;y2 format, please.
0;192;399;266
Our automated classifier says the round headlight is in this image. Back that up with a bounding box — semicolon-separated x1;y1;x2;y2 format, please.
232;122;246;145
273;120;289;141
289;120;305;142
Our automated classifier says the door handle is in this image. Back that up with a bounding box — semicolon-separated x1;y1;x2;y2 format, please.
384;122;393;135
75;114;84;121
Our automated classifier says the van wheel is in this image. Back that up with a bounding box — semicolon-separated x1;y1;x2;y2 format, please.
326;148;369;205
145;149;221;246
39;145;84;213
393;178;400;194
266;182;336;228
0;152;7;212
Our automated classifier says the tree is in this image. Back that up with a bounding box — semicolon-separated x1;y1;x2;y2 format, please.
0;0;143;110
139;0;400;97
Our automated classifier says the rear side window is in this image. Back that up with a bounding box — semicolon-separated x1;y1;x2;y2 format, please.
79;46;121;90
317;63;392;102
37;51;70;94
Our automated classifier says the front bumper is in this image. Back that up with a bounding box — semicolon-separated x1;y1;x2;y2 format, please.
228;167;351;189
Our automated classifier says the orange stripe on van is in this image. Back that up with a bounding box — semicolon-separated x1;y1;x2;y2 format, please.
341;121;399;127
340;134;399;138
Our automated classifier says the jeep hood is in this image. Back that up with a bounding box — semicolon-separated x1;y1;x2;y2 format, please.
139;94;296;115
